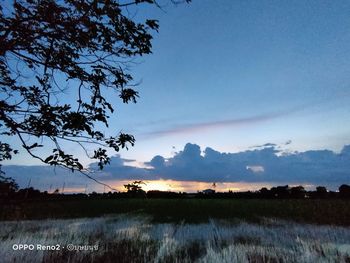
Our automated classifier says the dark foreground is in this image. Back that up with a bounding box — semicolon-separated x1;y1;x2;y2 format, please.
1;198;350;225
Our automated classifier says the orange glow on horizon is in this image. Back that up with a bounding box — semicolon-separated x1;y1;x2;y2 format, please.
63;179;276;194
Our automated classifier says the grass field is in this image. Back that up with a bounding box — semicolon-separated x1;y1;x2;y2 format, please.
1;214;350;263
1;199;350;262
1;198;350;225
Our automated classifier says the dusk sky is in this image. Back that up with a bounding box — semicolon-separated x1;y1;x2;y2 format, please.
3;0;350;192
121;0;350;158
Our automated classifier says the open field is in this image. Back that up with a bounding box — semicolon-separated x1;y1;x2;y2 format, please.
1;199;350;225
1;214;350;263
2;199;350;262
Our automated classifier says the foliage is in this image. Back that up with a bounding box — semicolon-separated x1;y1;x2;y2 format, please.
0;174;18;195
124;180;146;197
124;180;145;192
2;198;350;226
339;184;350;198
0;142;18;174
0;0;189;172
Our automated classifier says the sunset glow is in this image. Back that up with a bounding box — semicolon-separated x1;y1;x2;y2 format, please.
61;180;278;194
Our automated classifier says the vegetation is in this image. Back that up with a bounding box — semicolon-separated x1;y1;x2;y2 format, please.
1;179;350;200
0;0;189;174
1;198;349;226
1;178;349;225
0;175;18;196
1;215;350;263
124;180;147;197
1;179;349;261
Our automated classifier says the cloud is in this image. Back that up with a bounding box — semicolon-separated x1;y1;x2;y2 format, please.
146;155;165;169
88;155;135;170
3;143;350;191
1;155;156;192
141;111;291;138
250;143;277;149
140;102;319;139
1;165;88;191
285;140;292;145
246;165;265;173
91;142;350;185
88;155;155;181
154;143;350;185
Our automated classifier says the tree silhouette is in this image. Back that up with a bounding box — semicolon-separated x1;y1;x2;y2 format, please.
339;184;350;198
259;187;271;198
290;185;306;198
124;180;145;192
0;175;18;197
315;186;328;198
270;185;290;198
0;0;189;173
124;180;146;197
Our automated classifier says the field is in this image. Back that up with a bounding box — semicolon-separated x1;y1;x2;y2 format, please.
1;199;350;262
1;214;350;263
1;198;350;225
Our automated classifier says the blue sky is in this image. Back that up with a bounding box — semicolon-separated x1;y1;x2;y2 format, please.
113;0;350;161
3;0;350;191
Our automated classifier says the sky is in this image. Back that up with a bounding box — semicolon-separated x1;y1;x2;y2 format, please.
2;0;350;192
116;0;350;161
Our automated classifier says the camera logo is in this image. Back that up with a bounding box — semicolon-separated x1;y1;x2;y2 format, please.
12;244;35;250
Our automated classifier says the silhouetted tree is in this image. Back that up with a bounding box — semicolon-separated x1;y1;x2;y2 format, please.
270;185;290;198
315;186;328;198
124;180;144;192
259;187;270;198
316;186;327;193
146;190;182;198
339;184;350;198
18;187;41;198
124;180;146;197
0;0;190;173
0;175;18;197
290;185;306;198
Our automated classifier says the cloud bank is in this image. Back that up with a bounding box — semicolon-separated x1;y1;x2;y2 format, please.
3;143;350;191
141;143;350;185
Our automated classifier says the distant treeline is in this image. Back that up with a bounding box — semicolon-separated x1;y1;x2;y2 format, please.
1;176;350;200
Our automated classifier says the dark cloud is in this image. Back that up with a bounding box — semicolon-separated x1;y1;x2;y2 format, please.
146;155;165;169
88;155;154;180
250;143;277;149
2;143;350;191
145;143;350;185
285;140;292;145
